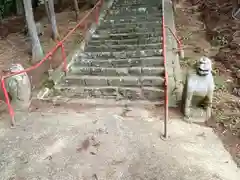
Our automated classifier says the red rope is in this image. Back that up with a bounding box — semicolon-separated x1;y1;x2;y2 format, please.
165;25;182;51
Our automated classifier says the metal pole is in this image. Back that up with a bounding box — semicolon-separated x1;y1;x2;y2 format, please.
161;0;168;139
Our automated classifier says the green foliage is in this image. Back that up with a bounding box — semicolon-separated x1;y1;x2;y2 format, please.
0;0;16;19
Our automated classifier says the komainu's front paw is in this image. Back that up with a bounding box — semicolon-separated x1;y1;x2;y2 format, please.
184;108;192;123
184;107;190;118
205;108;212;121
183;116;192;124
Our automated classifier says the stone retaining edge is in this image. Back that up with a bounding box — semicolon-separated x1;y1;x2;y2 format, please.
163;0;183;107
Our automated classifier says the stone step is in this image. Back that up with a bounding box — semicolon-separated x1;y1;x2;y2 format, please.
103;16;161;24
74;56;164;67
82;49;163;59
111;0;144;4
69;66;165;76
112;0;160;4
111;4;161;10
104;12;162;21
97;22;161;32
95;26;161;35
85;43;162;52
54;85;165;101
107;10;162;16
88;37;162;46
100;20;162;29
62;75;165;87
91;31;162;40
42;96;164;106
111;2;147;6
41;1;166;104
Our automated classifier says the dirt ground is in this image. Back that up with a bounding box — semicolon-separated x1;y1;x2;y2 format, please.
175;0;240;166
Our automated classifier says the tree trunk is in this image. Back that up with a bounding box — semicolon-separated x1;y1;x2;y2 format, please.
0;14;3;25
73;0;80;20
16;0;24;16
44;0;51;23
23;0;44;63
48;0;60;40
57;0;63;7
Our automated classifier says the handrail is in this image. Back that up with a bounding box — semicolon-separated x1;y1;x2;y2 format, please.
1;0;104;126
165;25;184;58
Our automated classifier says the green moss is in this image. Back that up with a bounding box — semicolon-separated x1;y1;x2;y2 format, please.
42;79;55;89
51;88;62;96
214;75;227;91
180;57;196;67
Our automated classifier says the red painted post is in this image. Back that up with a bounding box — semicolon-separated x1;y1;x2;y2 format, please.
162;16;168;139
1;78;15;126
95;5;99;24
165;25;184;58
83;23;88;36
60;43;67;75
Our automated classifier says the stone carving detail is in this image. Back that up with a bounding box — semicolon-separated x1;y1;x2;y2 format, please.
2;64;31;111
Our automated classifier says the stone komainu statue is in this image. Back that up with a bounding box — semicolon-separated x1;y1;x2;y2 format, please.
183;56;215;122
1;64;31;111
232;0;240;19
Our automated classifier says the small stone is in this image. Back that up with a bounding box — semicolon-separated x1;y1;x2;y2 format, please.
193;47;202;53
233;88;240;97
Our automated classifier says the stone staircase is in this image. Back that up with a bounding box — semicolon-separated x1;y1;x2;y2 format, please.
49;0;165;105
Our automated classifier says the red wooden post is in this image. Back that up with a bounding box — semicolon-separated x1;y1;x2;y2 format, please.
60;43;67;75
1;78;15;126
95;5;99;24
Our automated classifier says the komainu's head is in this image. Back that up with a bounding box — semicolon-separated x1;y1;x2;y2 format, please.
8;64;25;73
196;56;212;76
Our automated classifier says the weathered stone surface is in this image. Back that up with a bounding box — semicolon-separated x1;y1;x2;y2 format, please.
85;43;162;52
142;67;164;76
108;77;140;86
103;15;161;23
163;0;183;107
88;36;162;46
70;66;164;77
112;3;160;9
85;78;108;86
90;31;162;41
142;87;165;101
141;76;164;87
55;86;164;101
83;49;162;59
96;26;162;35
63;75;165;88
74;57;164;68
100;21;162;29
107;10;162;17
